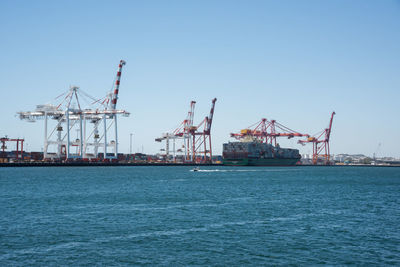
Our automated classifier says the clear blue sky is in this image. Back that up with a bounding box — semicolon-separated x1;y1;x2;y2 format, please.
1;0;399;157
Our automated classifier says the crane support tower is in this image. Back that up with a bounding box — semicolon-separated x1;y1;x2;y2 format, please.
17;60;130;162
298;112;336;165
184;100;197;161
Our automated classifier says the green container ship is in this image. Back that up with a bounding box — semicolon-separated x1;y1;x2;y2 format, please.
222;141;301;166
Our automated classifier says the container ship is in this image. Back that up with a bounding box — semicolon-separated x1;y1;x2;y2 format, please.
222;141;301;166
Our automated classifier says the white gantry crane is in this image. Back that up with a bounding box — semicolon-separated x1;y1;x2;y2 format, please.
17;60;130;161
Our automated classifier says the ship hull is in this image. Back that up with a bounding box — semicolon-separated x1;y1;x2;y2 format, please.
223;157;299;166
223;141;301;166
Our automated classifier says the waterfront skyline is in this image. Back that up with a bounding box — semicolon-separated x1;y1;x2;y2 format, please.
0;0;399;157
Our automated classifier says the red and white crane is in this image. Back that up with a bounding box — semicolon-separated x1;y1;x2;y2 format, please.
156;98;217;163
0;137;25;161
155;100;196;162
298;112;336;165
231;117;309;145
191;98;217;163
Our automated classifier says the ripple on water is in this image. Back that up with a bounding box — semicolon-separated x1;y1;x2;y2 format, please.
1;166;400;265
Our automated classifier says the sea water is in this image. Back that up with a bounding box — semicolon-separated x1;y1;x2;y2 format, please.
1;166;399;265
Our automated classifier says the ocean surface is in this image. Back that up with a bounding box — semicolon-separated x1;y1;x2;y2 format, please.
1;166;399;266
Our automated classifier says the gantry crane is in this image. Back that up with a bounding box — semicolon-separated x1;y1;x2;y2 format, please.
298;112;336;165
191;98;217;163
231;117;309;145
17;60;130;161
0;137;25;161
155;101;196;162
156;98;217;163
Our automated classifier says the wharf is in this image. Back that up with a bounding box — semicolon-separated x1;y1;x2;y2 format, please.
0;162;218;167
1;163;399;168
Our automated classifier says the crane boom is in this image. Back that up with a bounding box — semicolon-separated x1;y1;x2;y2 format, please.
325;111;335;142
111;60;126;110
230;117;309;145
206;98;217;133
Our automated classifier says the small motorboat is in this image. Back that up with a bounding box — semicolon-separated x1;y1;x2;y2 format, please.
192;167;200;172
